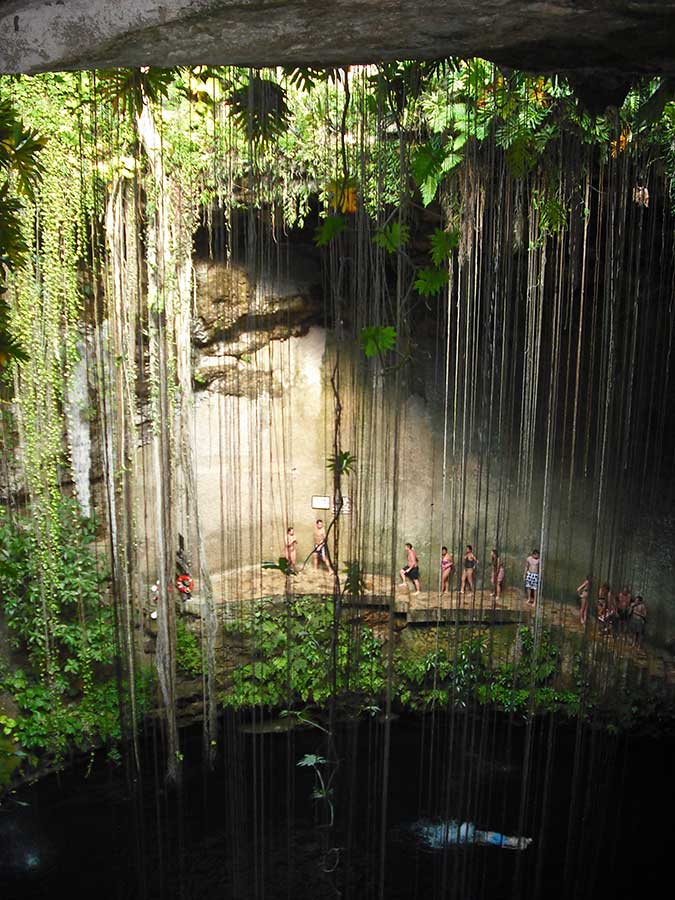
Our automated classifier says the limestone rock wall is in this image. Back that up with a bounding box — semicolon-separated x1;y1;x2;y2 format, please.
2;1;675;79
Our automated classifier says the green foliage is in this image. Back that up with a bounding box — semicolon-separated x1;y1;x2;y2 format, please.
0;96;45;366
0;666;151;757
222;596;386;709
532;190;568;239
0;713;16;737
476;627;565;714
394;636;488;709
284;68;340;93
414;266;449;297
327;450;357;475
359;325;397;358
0;500;111;669
175;619;203;677
297;753;327;767
0;98;46;202
0;293;29;364
314;214;346;246
227;75;290;142
373;221;409;254
96;67;178;118
430;227;460;266
411;139;461;206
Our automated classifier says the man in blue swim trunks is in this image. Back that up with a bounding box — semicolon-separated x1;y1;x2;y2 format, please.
399;542;421;594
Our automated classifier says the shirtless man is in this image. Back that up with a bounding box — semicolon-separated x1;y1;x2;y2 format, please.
312;518;329;570
524;550;540;606
399;542;421;594
284;526;298;574
616;585;632;632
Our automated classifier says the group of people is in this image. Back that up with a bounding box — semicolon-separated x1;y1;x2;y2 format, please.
283;520;332;575
399;544;509;598
576;577;647;645
284;527;648;648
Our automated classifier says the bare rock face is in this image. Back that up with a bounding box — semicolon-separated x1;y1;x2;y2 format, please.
1;1;675;78
192;255;322;394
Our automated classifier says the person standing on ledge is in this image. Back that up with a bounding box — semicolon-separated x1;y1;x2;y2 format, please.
312;518;330;571
399;542;421;594
576;575;591;625
440;546;454;593
284;526;298;574
524;549;540;606
460;545;478;594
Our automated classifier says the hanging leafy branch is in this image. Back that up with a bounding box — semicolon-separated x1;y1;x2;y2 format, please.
373;221;410;254
314;213;346;246
430;227;460;265
227;74;290;142
414;266;449;297
359;325;397;358
0;97;46;367
284;67;340;93
96;67;179;118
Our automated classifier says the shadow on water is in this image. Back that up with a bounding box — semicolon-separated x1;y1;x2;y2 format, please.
1;711;671;899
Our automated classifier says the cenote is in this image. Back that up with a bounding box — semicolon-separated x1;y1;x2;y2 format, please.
2;712;673;899
1;4;675;899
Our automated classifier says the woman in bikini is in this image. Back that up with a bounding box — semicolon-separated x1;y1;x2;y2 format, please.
460;545;478;594
490;549;505;598
576;575;591;625
440;546;454;593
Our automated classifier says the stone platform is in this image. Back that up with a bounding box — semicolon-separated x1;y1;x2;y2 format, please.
181;565;675;687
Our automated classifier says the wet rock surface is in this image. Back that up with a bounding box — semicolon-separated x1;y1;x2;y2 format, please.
193;255;322;394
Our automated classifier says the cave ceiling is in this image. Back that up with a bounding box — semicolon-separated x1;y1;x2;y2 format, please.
1;0;675;83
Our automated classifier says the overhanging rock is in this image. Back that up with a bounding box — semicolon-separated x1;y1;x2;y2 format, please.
1;0;675;77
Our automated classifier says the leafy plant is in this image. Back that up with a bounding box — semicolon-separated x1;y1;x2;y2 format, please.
297;752;335;825
96;67;179;118
327;450;357;475
359;325;396;358
373;221;410;254
0;501;111;667
314;214;346;246
430;227;460;265
227;75;290;142
175;619;203;677
221;596;385;709
414;266;449;297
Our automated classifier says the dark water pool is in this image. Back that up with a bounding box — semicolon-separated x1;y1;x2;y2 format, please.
1;711;671;899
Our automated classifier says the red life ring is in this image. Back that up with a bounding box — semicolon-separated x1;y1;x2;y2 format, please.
176;574;194;594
